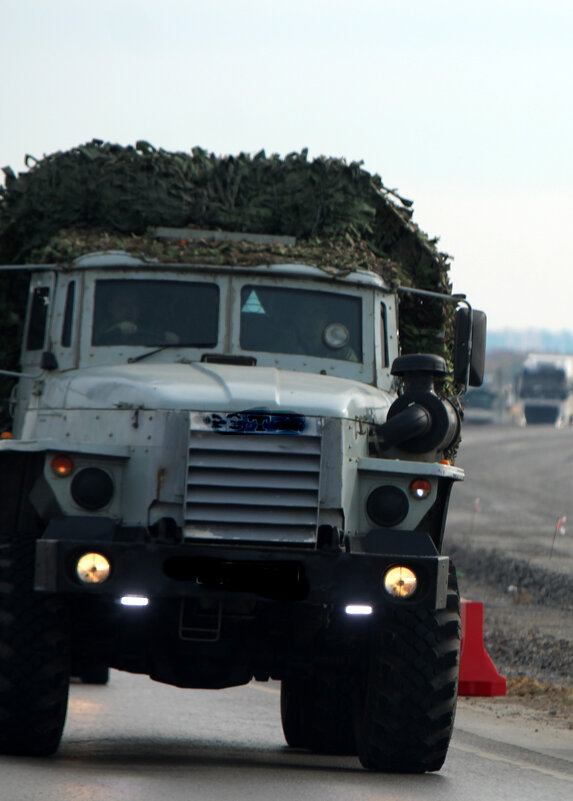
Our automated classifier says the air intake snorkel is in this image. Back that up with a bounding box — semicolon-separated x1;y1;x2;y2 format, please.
372;354;461;455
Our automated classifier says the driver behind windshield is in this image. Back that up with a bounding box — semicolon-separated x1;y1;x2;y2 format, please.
93;283;180;346
293;300;358;361
240;286;361;362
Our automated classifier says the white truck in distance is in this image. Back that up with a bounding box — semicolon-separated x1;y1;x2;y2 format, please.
0;238;485;772
518;353;573;426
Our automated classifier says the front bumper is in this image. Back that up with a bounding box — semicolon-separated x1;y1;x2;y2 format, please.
35;532;450;611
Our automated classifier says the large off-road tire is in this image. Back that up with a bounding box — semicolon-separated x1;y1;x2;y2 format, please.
281;671;357;755
356;565;461;773
0;534;70;756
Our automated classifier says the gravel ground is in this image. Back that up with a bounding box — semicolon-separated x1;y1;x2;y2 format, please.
448;542;573;726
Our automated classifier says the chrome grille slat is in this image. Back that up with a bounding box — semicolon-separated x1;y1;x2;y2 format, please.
184;413;322;544
184;523;315;543
187;470;318;489
190;434;320;454
188;450;319;472
187;505;318;525
187;487;318;507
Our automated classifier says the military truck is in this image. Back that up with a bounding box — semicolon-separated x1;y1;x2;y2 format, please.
517;353;573;426
0;227;485;772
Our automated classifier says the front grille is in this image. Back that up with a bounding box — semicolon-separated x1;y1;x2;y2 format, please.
165;557;308;600
524;404;559;425
184;412;322;544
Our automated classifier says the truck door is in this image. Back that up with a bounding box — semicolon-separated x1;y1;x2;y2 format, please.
20;271;57;372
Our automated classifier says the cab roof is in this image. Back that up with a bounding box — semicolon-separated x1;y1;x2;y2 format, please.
0;250;391;290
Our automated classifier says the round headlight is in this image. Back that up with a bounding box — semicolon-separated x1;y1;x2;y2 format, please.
367;486;409;527
71;467;114;510
76;552;111;584
323;322;350;350
383;566;418;598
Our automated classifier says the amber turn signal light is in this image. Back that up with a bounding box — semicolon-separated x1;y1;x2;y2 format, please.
409;478;431;499
51;455;74;477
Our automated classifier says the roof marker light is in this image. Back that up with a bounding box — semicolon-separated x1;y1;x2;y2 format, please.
345;604;373;616
120;595;149;607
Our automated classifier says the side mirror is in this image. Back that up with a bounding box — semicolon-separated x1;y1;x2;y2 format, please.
453;307;487;388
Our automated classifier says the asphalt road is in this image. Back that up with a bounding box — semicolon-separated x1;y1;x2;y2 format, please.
446;423;573;575
1;671;572;801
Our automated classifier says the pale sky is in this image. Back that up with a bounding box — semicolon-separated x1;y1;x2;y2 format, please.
2;0;572;332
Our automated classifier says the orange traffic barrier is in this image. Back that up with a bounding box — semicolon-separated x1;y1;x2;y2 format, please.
458;599;506;696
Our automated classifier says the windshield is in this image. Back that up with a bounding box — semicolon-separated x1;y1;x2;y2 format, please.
239;286;362;362
520;368;567;400
92;279;219;347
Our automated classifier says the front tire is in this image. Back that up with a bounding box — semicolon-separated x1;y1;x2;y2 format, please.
0;534;70;756
356;565;461;772
74;663;110;685
281;671;357;755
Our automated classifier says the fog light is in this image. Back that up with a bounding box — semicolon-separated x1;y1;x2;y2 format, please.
76;552;111;584
345;604;373;616
409;478;431;499
51;454;74;477
120;595;149;607
383;566;418;598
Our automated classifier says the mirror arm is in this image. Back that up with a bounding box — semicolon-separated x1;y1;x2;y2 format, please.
0;368;44;379
455;299;473;393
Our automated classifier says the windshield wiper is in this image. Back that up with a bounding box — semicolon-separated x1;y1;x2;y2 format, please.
127;343;216;364
127;345;182;364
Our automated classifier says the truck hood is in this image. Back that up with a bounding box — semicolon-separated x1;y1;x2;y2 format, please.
41;363;393;422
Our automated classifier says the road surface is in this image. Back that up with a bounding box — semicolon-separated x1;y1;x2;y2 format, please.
1;670;572;801
447;423;573;575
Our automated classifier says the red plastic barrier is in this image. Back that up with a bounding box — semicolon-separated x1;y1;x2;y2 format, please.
458;599;507;696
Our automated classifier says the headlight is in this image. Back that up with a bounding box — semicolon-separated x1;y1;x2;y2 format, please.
71;467;114;510
366;485;409;527
76;552;111;584
383;566;418;598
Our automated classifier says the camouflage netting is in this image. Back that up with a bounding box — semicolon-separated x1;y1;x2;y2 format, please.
0;140;454;395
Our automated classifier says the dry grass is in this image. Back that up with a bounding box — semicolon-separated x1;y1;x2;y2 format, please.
503;677;573;727
507;676;573;703
460;677;573;731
